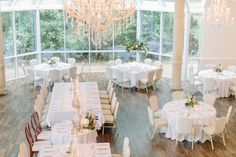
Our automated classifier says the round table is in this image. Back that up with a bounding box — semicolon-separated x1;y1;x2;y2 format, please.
161;100;216;142
198;70;236;98
110;62;159;87
34;62;71;85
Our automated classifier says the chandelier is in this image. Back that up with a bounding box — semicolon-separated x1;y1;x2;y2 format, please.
204;0;235;27
64;0;135;49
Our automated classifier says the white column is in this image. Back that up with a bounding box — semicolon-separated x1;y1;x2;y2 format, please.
170;0;185;90
0;13;6;95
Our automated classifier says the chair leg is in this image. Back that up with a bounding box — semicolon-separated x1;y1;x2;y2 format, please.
175;134;178;148
210;136;214;150
225;127;229;138
102;125;104;135
192;135;194;150
146;124;150;134
222;132;226;146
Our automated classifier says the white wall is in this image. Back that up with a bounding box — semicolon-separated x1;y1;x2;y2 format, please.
199;1;236;70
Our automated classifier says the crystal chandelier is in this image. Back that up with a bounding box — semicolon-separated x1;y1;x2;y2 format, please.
64;0;135;49
204;0;234;27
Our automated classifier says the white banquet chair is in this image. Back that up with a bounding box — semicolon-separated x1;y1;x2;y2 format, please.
115;59;122;65
29;59;38;68
225;106;232;137
203;77;218;94
175;117;195;150
26;68;42;90
144;58;152;65
99;80;113;95
149;95;162;118
227;65;236;73
63;66;77;81
203;93;216;106
146;107;167;140
115;70;131;92
67;58;76;66
188;66;202;92
48;69;60;90
18;142;28;157
153;60;162;67
202;117;227;150
153;68;163;90
139;71;155;93
172;91;185;101
112;137;130;157
107;60;116;66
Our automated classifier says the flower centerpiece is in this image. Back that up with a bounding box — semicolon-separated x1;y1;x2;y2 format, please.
185;94;198;108
81;111;97;130
47;57;57;66
125;40;148;62
213;64;223;73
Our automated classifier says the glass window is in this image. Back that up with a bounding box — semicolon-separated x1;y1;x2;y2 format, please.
189;13;201;57
65;19;89;51
90;52;113;72
90;29;113;50
41;53;65;62
40;10;64;51
2;12;14;57
162;12;174;55
15;11;36;54
5;58;16;80
141;11;160;53
161;56;172;78
66;52;89;73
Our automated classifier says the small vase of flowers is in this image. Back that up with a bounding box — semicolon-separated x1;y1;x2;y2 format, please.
185;94;198;108
125;40;148;62
81;111;97;130
47;57;57;66
213;64;223;73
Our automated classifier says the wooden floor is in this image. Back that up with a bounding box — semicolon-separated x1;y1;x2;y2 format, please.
0;73;236;157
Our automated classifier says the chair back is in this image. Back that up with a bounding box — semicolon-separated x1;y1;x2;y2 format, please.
122;146;130;157
18;143;28;157
153;61;161;67
105;67;113;80
27;68;35;82
25;122;34;157
111;97;118;113
144;58;152;65
172;91;185;100
115;71;124;82
69;66;77;79
227;65;236;73
149;95;158;112
215;117;227;134
176;117;193;134
147;71;155;83
22;64;27;77
203;77;217;93
68;58;76;66
203;93;216;106
49;69;60;82
109;87;115;100
106;80;112;92
114;102;120;120
30;59;38;68
147;106;154;126
107;60;116;66
123;137;129;148
226;106;232;123
115;59;122;65
155;68;163;81
31;112;42;141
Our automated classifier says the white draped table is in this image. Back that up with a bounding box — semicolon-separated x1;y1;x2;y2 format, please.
161;100;216;142
198;70;236;98
38;143;112;157
110;62;159;87
34;62;71;85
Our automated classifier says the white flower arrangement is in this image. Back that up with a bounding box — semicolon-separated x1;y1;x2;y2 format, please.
47;57;57;66
185;93;198;108
213;64;223;73
81;111;97;130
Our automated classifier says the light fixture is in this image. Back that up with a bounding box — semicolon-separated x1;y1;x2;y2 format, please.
204;0;234;27
64;0;135;49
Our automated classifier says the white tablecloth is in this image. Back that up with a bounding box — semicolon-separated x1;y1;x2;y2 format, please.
51;121;97;145
34;62;71;85
110;62;159;87
46;83;76;127
198;70;236;98
161;100;216;142
38;143;112;157
78;82;105;129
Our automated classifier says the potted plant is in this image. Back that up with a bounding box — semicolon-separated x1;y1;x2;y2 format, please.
125;40;148;62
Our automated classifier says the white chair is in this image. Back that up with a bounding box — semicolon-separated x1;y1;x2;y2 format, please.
149;95;161;118
63;66;77;81
112;137;130;157
29;59;38;68
203;77;218;94
188;66;202;92
100;86;115;104
229;79;236;99
225;106;232;137
146;107;167;140
102;102;119;135
99;80;113;95
175;117;195;150
26;68;42;90
202;117;227;150
153;60;162;67
115;70;130;93
115;59;122;65
227;65;236;73
18;143;28;157
171;91;185;101
101;93;117;110
203;93;216;106
139;71;155;93
107;60;116;66
68;58;76;66
144;58;152;65
48;69;60;90
153;68;163;90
